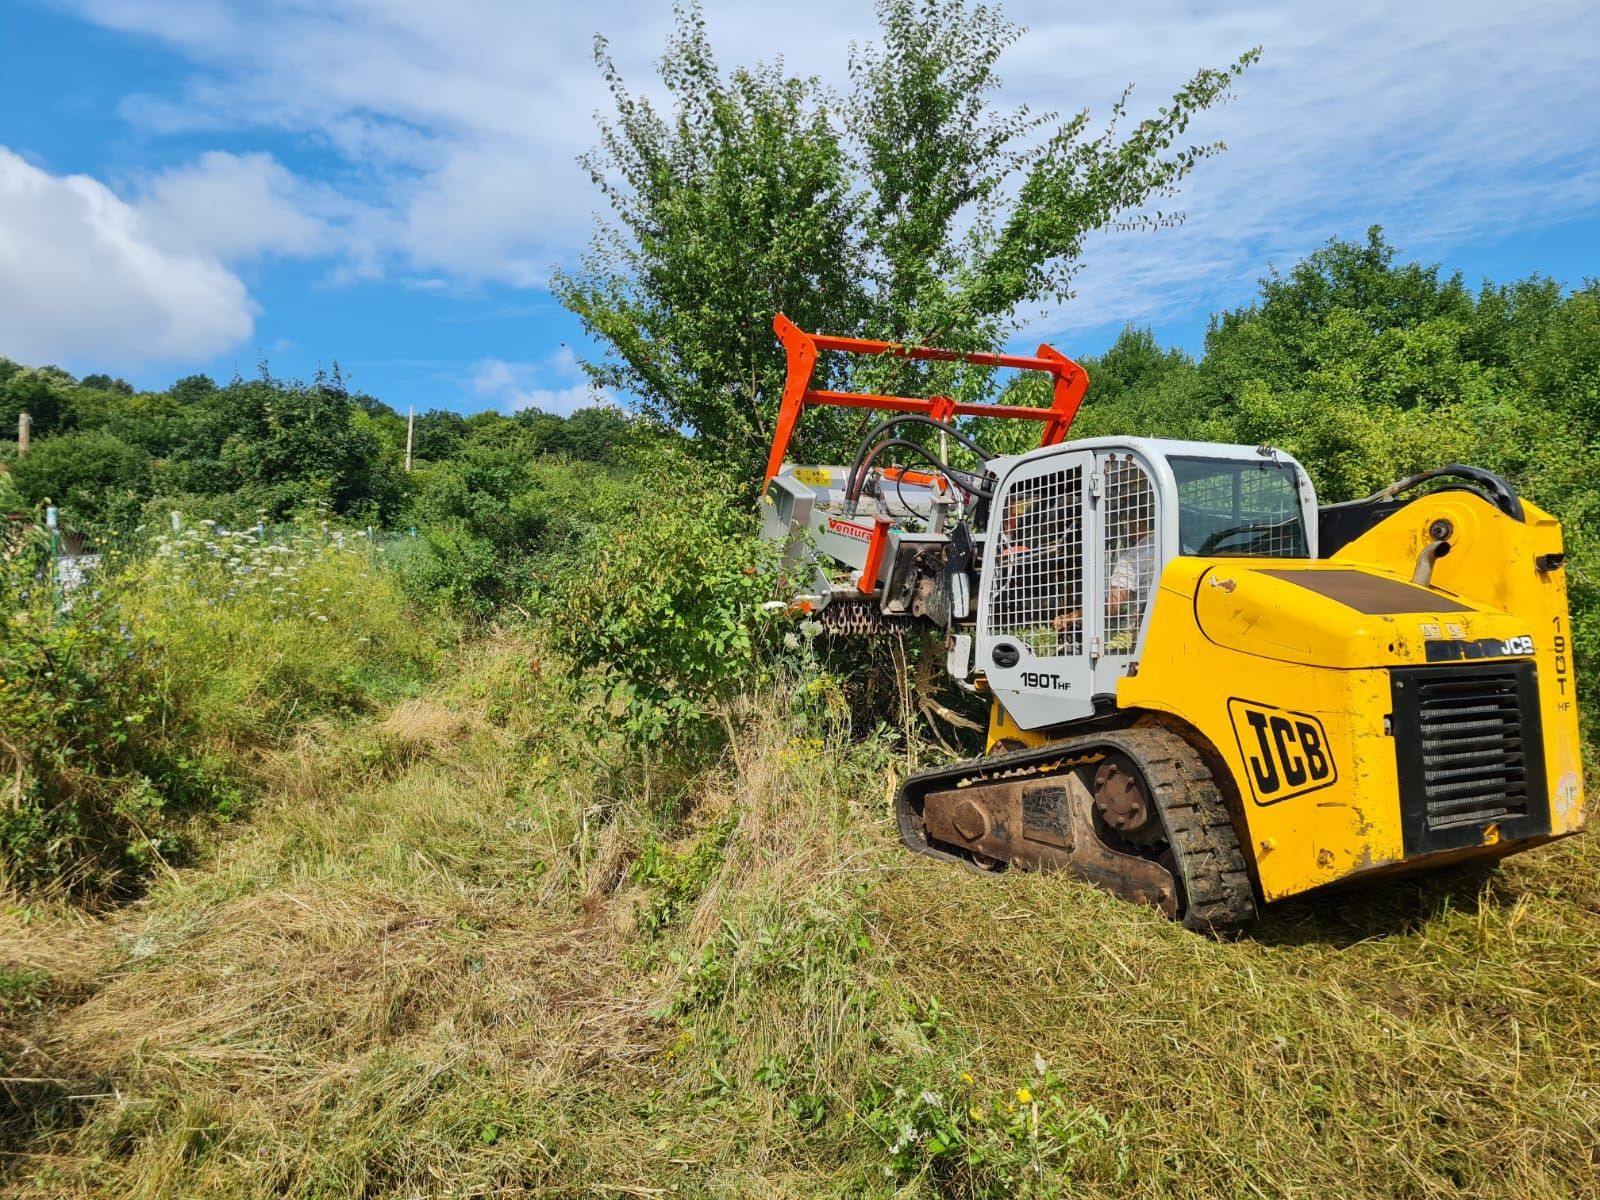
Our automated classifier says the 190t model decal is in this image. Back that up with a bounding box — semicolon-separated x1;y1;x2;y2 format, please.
1227;699;1338;805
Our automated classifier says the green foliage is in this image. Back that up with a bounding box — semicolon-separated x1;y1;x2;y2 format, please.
0;964;52;1018
0;521;442;898
853;1;1253;342
862;1056;1133;1195
400;454;641;618
0;367;75;438
8;430;152;529
0;529;215;895
537;452;782;741
1064;227;1600;723
555;3;868;472
557;0;1256;472
166;370;408;523
123;521;441;745
629;820;733;936
0;464;22;513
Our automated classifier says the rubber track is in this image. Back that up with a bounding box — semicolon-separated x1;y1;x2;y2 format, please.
898;724;1258;934
1118;725;1258;933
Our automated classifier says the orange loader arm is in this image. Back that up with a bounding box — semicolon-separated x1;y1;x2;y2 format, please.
762;313;1090;486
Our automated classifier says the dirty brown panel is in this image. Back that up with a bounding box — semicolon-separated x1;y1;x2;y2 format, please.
1257;568;1473;615
920;776;1176;915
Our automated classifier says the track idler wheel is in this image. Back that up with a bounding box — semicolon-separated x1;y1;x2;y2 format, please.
1092;753;1161;844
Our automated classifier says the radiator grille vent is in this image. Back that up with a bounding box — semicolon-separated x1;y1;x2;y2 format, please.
1412;672;1530;829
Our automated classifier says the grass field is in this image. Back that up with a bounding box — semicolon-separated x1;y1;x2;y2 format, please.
3;632;1597;1198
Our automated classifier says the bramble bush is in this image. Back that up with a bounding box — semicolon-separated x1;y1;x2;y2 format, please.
0;528;216;895
397;455;641;619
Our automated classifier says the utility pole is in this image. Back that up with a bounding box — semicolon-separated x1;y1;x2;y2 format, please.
405;407;414;473
17;412;29;457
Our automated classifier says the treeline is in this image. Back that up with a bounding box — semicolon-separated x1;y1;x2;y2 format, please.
0;361;655;615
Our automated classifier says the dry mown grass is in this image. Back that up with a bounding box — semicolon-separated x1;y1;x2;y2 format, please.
3;634;1597;1197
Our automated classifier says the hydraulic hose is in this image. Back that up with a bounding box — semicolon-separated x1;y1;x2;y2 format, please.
844;416;992;513
847;437;991;513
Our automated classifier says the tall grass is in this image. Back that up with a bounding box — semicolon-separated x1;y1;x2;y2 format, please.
0;520;445;898
4;632;1595;1197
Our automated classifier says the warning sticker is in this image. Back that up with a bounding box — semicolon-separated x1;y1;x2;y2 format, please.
793;467;832;487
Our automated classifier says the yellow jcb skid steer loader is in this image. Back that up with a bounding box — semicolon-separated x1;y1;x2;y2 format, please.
759;314;1584;932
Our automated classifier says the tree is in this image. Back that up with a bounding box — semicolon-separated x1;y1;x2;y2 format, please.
412;410;470;462
555;3;868;471
1;367;75;438
557;0;1256;472
80;374;134;395
1202;226;1477;403
156;372;408;522
8;430;152;527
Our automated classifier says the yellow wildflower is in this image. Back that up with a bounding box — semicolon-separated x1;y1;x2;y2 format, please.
969;1107;986;1123
1016;1086;1033;1104
959;1071;974;1084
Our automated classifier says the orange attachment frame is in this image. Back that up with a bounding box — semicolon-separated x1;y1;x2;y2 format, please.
858;516;893;596
763;312;1090;485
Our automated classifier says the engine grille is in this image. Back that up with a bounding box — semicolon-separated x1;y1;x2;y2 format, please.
1391;663;1549;855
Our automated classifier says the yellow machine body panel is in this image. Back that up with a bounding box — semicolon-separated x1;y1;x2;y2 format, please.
991;491;1584;904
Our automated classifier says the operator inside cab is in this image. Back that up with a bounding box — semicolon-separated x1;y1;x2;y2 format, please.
1052;460;1157;645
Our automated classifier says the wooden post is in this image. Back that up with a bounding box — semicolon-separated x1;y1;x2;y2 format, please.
405;407;414;473
17;412;29;457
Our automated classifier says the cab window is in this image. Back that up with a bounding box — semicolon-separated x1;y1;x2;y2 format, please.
1171;457;1308;558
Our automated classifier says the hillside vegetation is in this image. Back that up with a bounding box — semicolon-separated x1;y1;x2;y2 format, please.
4;627;1597;1197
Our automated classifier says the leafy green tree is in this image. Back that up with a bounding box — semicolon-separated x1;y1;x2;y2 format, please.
169;374;219;405
1202;226;1477;405
79;374;134;396
851;1;1253;349
515;404;644;463
555;2;868;472
159;373;407;522
412;410;470;462
0;367;76;438
8;430;152;527
557;0;1256;472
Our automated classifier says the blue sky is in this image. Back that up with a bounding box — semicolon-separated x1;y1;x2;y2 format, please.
1;0;1597;417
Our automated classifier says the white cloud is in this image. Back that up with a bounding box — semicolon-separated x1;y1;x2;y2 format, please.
0;146;255;364
470;349;612;415
133;150;337;260
39;0;1600;355
0;143;379;366
998;0;1600;337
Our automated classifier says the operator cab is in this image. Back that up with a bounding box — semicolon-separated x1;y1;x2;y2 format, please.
976;438;1318;730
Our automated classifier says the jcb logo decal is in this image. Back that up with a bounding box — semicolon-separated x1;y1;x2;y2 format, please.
1227;699;1338;805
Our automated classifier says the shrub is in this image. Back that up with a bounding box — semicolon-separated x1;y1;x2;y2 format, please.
401;455;641;618
0;528;215;895
7;430;152;530
536;452;783;742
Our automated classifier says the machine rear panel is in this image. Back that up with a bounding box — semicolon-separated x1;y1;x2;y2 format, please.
1390;663;1550;856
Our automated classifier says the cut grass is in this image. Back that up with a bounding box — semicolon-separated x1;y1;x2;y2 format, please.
2;632;1596;1197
